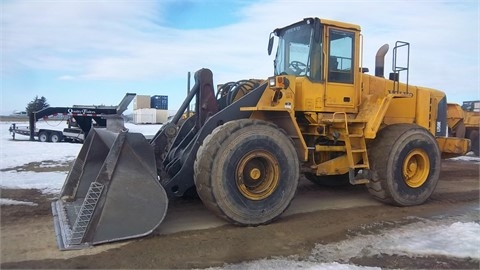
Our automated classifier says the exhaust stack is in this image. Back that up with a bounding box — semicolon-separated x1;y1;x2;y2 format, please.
375;44;389;77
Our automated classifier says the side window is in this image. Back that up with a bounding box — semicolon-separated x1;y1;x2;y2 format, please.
328;29;354;84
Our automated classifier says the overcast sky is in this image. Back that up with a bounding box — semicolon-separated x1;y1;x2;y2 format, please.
2;0;479;115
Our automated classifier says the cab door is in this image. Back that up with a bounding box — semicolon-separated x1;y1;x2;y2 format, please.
324;27;358;112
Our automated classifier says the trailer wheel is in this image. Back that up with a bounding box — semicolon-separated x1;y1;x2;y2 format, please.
367;124;441;206
469;129;479;156
38;131;49;142
50;132;62;143
194;119;299;226
304;173;350;187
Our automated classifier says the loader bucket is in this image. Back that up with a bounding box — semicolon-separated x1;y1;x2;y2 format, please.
51;128;168;250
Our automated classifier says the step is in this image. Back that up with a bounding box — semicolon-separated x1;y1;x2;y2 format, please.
322;118;366;123
349;178;370;185
348;169;370;185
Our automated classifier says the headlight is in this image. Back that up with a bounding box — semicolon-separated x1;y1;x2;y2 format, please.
268;76;289;89
268;77;276;87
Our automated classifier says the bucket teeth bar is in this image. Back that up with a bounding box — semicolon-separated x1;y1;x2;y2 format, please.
70;182;104;244
54;182;105;249
51;128;168;250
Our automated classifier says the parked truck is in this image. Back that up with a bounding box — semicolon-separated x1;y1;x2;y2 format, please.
51;18;470;250
9;93;136;143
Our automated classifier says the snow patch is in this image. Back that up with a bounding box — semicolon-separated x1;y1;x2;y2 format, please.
449;154;480;162
1;132;81;170
203;218;480;269
310;220;480;261
0;171;68;195
0;198;38;206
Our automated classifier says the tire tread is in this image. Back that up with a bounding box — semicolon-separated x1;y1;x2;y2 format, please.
194;119;298;225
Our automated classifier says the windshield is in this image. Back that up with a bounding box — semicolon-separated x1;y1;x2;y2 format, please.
274;23;314;77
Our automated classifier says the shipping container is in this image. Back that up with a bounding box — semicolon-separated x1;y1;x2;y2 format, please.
151;95;168;110
155;109;168;124
133;108;168;124
133;95;151;110
133;108;156;124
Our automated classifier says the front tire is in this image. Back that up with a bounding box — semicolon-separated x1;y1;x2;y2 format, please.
194;119;299;226
367;124;441;206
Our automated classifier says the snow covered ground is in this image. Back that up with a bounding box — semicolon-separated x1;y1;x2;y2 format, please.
1;121;479;269
1;121;162;195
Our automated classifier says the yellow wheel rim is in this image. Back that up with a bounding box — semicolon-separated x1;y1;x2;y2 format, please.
236;150;279;200
403;149;430;188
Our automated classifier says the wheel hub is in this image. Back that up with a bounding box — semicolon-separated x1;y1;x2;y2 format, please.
249;168;261;180
236;150;279;200
403;149;430;188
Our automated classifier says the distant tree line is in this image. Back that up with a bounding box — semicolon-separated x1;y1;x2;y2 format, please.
26;96;49;114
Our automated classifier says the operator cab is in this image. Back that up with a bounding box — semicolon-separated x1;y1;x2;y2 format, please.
268;18;361;111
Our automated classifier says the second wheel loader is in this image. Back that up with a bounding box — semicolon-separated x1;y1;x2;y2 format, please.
51;17;470;250
447;100;479;156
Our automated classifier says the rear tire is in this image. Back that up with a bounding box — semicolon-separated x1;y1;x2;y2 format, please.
50;132;62;143
367;124;441;206
38;131;48;142
194;119;299;226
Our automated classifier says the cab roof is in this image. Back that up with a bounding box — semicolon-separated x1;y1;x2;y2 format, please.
274;17;361;34
318;18;361;31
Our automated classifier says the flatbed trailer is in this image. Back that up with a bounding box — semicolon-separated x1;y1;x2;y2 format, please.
9;93;135;143
9;123;85;143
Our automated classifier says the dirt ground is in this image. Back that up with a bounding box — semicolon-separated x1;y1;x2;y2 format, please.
1;159;479;269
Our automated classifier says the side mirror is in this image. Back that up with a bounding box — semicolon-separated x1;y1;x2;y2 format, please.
267;32;274;56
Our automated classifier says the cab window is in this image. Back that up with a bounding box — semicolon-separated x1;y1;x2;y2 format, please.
328;29;354;84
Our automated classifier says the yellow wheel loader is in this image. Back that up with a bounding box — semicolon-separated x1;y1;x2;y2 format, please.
51;18;470;250
447;100;479;156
